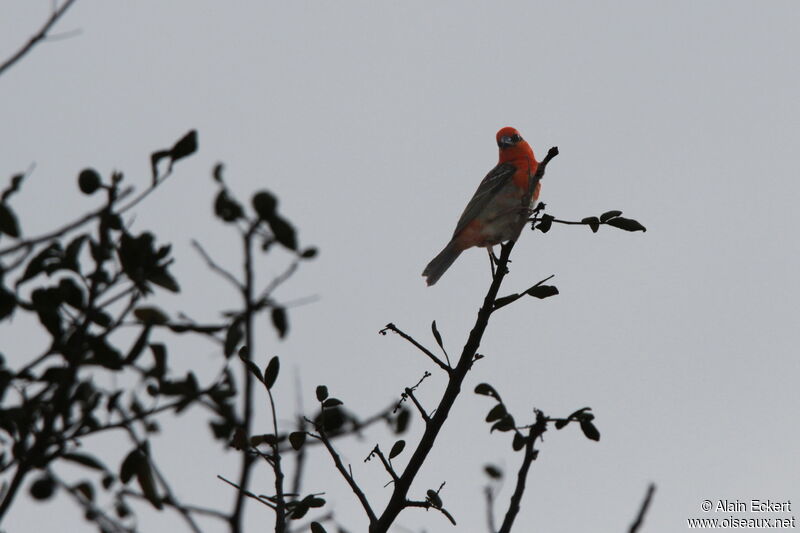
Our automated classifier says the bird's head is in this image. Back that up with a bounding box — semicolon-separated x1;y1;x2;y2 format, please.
496;126;524;149
495;126;536;164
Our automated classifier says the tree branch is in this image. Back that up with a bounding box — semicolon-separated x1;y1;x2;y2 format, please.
370;147;558;533
192;239;243;291
628;483;656;533
311;427;377;525
497;411;547;533
0;0;79;77
367;445;398;483
380;323;450;373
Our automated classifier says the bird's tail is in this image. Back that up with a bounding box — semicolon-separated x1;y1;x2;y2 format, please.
422;241;463;286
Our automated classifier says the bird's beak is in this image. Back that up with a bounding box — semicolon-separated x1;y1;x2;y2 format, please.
499;135;514;148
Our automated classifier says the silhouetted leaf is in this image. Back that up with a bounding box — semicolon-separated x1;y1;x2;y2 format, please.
310;522;327;533
490;415;515;433
133;306;168;325
322;398;342;408
567;407;593;420
149;267;180;293
289;431;306;450
493;293;521;310
170;130;198;161
119;449;141;484
484;464;503;479
58;278;84;309
605;217;646;232
0;287;16;321
63;234;87;272
474;383;500;400
135;454;162;509
264;356;280;389
212;163;224;183
30;288;62;338
554;419;569;430
252;190;278;221
316;385;329;402
17;243;63;286
300;247;318;259
306;496;325;508
1;172;25;202
30;476;55;500
267;214;297;250
580;419;601;441
271;307;288;339
485;403;507;423
62;453;106;472
250;434;278;447
600;210;622;222
73;481;94;502
319;406;345;432
291;501;310;519
389;439;406;459
394;407;410;434
238;347;263;383
526;285;559;299
512;431;526;451
581;216;600;233
148;343;167;379
426;490;442;508
150;130;197;183
78;168;102;195
0;203;20;238
214;189;244;223
224;319;243;358
536;214;554;233
431;320;445;353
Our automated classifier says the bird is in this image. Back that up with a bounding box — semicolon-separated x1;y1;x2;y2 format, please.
422;127;540;286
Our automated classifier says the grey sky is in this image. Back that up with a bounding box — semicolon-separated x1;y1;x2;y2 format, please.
2;1;799;532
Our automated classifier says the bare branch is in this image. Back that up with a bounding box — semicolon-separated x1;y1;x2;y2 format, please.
628;483;656;533
0;187;133;258
310;426;377;525
497;411;548;533
380;323;451;373
192;239;243;290
404;387;430;424
367;445;398;483
0;0;79;77
218;475;276;510
405;499;457;526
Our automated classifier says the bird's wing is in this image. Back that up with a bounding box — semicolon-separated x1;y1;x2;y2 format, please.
452;162;517;238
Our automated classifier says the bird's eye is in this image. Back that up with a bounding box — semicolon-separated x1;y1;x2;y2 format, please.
512;134;522;143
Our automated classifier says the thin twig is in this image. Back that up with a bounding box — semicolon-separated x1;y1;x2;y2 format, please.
404;499;457;526
404;388;430;424
192;239;243;290
497;411;547;533
0;0;79;77
266;384;288;531
218;475;276;510
628;483;656;533
122;489;229;521
0;187;133;257
368;445;398;483
485;486;496;533
380;323;450;373
231;222;259;532
311;427;377;524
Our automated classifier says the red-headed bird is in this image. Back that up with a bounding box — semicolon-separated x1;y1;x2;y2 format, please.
422;127;540;286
